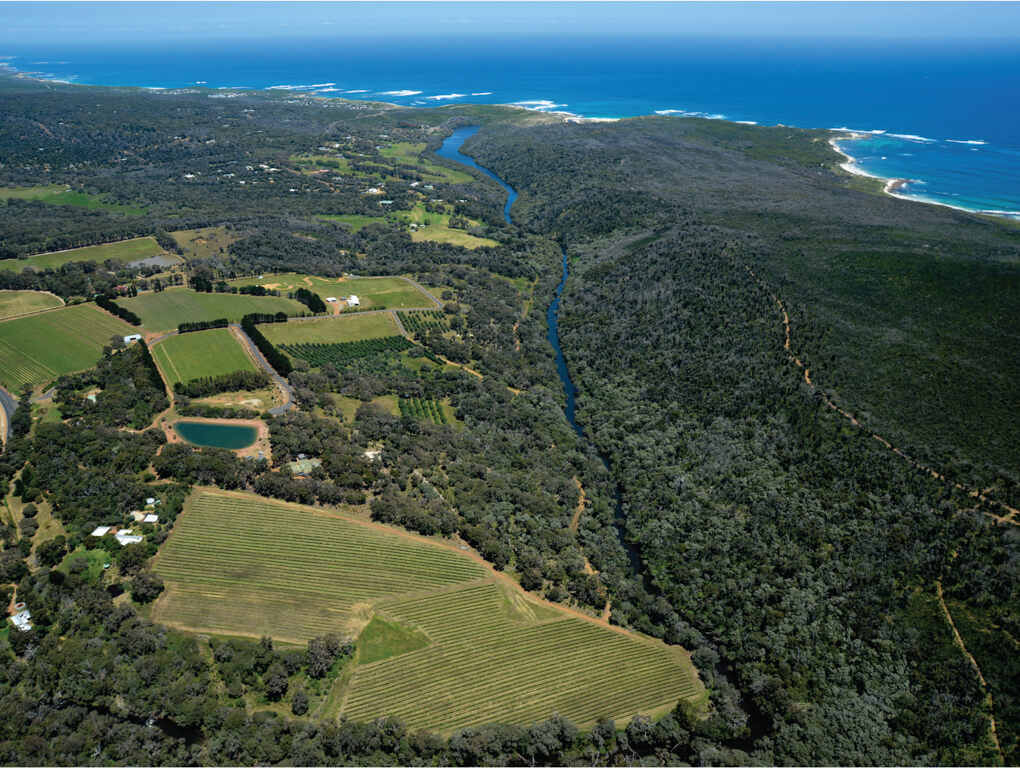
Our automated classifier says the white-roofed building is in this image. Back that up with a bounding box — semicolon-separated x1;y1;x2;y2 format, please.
326;297;338;303
90;526;112;537
115;530;144;547
10;610;32;632
123;334;143;344
347;295;360;307
143;514;159;524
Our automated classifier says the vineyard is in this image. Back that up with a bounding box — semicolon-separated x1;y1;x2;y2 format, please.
281;336;413;367
152;490;703;730
399;396;448;425
399;310;448;334
151;490;489;641
343;582;702;731
0;304;135;389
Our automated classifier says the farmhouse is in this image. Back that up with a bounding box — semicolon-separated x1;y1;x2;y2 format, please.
347;295;360;307
123;334;143;344
9;610;32;632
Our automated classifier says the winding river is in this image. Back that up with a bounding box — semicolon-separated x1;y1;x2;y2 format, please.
437;126;641;573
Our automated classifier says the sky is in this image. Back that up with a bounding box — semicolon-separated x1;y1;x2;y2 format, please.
2;1;1019;44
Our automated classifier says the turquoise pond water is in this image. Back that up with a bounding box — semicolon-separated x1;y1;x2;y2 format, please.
173;421;258;450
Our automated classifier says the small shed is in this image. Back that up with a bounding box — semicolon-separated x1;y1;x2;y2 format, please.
90;526;112;537
123;334;143;344
326;297;338;303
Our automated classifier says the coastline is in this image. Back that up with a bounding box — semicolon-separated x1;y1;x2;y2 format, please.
1;62;1014;222
827;134;1006;218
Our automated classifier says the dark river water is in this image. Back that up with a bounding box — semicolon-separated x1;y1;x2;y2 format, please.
437;126;642;573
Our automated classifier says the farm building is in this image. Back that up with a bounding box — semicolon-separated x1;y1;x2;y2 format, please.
9;610;32;632
90;526;112;537
143;514;159;524
347;295;360;307
123;334;143;344
326;297;338;303
115;530;144;546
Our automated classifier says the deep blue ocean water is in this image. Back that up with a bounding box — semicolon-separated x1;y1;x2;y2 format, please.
2;34;1018;217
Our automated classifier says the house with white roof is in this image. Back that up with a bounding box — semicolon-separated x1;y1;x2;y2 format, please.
115;530;144;547
10;610;32;632
347;295;360;307
90;526;112;537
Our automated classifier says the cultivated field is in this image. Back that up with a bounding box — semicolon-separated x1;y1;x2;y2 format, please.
0;291;64;320
119;289;305;332
0;304;136;390
151;489;703;730
230;275;435;310
260;313;399;345
0;184;145;215
151;328;257;387
0;237;164;272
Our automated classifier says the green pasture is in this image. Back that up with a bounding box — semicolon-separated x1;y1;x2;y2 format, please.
58;548;112;583
119;289;305;332
151;328;257;387
0;184;145;215
261;313;398;346
0;304;136;390
0;237;164;272
151;490;704;731
315;214;387;232
0;291;64;320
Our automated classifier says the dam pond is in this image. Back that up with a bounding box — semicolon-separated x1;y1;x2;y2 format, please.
173;420;258;450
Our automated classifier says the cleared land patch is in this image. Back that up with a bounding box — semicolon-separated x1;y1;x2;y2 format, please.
394;201;497;249
0;237;164;272
151;329;258;387
0;184;145;215
169;226;239;260
230;275;434;310
261;313;399;345
0;291;64;320
0;304;135;390
119;289;305;332
151;490;703;731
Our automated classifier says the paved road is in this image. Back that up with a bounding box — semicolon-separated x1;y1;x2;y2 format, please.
0;386;16;446
229;324;295;416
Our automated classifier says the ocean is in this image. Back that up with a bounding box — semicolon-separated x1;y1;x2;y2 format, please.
2;34;1018;218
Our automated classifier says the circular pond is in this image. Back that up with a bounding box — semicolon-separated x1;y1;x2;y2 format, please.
173;420;258;450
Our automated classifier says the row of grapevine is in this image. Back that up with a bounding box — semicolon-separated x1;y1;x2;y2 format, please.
399;396;448;425
400;310;447;334
281;335;413;367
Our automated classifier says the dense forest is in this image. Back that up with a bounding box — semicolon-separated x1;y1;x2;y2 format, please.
0;73;1018;765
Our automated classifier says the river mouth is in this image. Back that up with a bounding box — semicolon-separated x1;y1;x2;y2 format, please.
173;419;258;450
